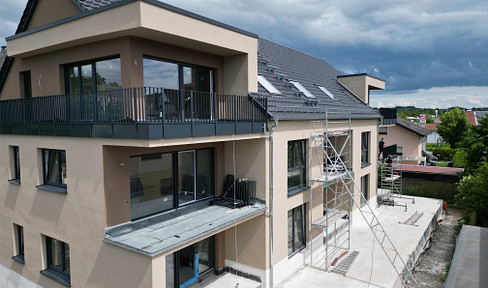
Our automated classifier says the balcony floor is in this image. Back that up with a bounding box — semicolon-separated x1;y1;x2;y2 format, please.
104;200;266;257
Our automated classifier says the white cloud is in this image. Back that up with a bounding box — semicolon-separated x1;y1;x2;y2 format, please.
371;86;488;108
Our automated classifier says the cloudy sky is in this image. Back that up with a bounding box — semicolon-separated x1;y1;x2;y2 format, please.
1;0;487;108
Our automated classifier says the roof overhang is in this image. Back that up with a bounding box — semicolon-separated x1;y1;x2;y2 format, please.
337;73;385;104
6;0;258;58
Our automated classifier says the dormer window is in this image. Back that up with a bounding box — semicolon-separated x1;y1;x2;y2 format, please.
258;75;281;95
317;85;335;100
290;81;315;98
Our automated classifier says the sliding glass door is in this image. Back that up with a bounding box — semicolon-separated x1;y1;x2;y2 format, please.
130;148;214;220
178;151;196;206
166;237;215;288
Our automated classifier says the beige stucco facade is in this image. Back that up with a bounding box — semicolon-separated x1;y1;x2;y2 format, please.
382;125;425;158
0;1;383;287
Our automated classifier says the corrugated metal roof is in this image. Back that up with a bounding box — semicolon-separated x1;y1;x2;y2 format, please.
396;164;464;176
257;38;381;121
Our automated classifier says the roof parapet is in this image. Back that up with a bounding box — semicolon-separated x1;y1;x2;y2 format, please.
337;73;385;104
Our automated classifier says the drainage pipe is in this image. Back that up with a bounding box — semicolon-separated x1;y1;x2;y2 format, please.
265;119;278;288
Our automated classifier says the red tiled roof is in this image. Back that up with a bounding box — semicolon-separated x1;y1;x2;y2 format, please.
466;111;477;125
424;123;439;131
395;164;464;175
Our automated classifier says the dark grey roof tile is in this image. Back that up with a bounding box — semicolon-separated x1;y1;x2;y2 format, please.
258;38;380;121
75;0;124;11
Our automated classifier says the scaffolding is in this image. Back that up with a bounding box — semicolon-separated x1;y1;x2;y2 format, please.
378;157;414;210
309;111;419;288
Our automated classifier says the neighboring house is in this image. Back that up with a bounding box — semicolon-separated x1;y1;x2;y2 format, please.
0;1;384;288
466;110;488;126
380;117;430;159
424;123;442;144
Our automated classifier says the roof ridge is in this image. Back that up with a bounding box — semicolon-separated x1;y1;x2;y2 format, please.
258;37;340;74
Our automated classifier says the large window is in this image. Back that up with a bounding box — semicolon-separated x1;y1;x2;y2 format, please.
288;140;307;194
65;57;121;94
42;149;67;189
41;236;70;287
130;148;214;220
361;132;370;166
361;174;369;206
9;146;20;183
288;204;306;256
12;224;24;264
143;57;214;92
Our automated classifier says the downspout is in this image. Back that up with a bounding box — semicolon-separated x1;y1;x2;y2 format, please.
265;119;278;288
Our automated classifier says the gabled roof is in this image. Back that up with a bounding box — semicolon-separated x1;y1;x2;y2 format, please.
257;38;381;120
424;123;439;131
466;110;488;125
396;117;430;136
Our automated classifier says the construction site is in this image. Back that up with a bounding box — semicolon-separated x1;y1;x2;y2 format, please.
271;113;440;288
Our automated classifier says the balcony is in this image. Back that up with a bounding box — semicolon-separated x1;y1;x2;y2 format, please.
378;107;397;126
0;87;268;139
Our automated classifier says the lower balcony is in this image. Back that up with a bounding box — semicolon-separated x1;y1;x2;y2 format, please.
0;87;268;139
104;197;266;257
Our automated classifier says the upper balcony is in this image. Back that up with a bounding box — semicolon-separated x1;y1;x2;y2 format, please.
0;87;268;139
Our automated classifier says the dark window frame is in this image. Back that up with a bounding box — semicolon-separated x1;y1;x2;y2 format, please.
288;204;306;256
168;236;215;288
20;70;32;98
142;55;216;93
130;148;215;221
361;174;369;206
12;224;24;264
42;149;67;189
288;140;307;194
41;236;70;287
64;55;121;94
361;132;370;166
8;146;21;184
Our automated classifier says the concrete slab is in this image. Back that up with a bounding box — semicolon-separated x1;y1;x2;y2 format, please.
443;225;488;288
104;200;267;257
278;196;443;288
195;272;260;288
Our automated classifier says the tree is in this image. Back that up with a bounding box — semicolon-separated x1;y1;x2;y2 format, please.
459;116;488;173
437;107;469;148
426;115;434;123
456;161;488;227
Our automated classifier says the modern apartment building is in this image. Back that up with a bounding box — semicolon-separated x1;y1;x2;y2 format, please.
0;1;385;287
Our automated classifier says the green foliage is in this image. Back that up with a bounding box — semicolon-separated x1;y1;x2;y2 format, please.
453;149;468;168
456;162;488;227
426;142;450;151
437;107;469;148
426;115;434;123
397;111;408;120
432;147;455;161
459;116;488;173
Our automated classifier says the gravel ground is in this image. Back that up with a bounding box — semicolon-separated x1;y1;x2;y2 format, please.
413;207;464;288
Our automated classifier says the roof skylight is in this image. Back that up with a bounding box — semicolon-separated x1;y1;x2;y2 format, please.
258;75;281;95
290;81;315;98
317;85;335;100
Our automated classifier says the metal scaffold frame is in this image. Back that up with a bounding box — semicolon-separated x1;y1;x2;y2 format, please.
378;157;415;209
309;111;420;288
309;111;353;271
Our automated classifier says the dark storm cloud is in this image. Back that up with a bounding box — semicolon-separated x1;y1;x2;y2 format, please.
1;0;487;107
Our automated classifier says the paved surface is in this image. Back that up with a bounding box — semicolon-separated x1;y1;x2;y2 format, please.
194;272;260;288
443;224;488;288
413;208;464;288
278;196;443;288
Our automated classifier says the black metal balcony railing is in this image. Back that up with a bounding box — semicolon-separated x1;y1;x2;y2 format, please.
378;107;397;125
0;87;268;139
